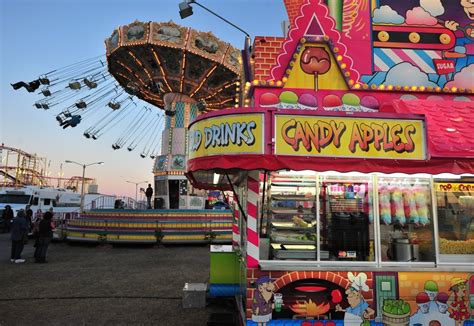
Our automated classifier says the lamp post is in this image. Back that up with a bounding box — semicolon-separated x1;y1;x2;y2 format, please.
179;0;252;96
179;0;250;37
126;180;148;208
65;160;104;213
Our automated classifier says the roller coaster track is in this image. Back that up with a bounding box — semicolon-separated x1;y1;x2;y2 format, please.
1;145;96;189
0;144;49;187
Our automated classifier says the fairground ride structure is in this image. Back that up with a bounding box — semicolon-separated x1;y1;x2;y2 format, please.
0;144;94;189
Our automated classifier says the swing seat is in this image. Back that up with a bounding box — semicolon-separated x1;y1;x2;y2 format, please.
39;77;50;85
69;81;81;90
76;100;87;109
108;102;120;110
84;78;98;89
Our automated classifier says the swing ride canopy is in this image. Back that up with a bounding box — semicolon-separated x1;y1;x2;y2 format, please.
105;21;242;111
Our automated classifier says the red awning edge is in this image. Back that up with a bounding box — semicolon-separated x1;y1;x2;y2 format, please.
188;154;474;175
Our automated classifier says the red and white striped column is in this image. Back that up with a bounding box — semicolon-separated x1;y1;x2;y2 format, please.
246;171;260;268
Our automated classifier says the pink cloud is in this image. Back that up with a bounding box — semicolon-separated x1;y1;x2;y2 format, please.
406;7;437;25
446;65;474;89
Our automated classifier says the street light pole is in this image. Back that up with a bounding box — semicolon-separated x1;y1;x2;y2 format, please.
80;164;86;213
65;160;104;213
179;0;252;87
126;180;148;209
180;0;250;39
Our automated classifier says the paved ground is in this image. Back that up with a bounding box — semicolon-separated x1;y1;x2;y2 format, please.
0;233;232;325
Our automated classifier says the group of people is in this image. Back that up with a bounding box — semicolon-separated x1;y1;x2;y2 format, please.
4;205;54;264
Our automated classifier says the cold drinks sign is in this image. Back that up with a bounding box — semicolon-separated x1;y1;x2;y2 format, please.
188;113;264;159
188;112;426;160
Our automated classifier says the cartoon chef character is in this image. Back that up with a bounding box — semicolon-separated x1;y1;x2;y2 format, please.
336;272;375;321
251;276;276;326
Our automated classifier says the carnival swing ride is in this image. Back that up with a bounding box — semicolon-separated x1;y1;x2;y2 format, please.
11;20;242;208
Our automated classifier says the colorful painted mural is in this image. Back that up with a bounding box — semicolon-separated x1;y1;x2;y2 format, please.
265;0;474;95
246;270;473;325
365;0;474;89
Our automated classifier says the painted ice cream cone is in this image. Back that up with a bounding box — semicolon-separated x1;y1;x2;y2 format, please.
279;91;298;109
322;94;343;111
297;93;318;110
260;92;280;109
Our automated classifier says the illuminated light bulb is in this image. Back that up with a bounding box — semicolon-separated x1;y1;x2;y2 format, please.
276;81;282;87
403;86;410;91
236;87;240;92
245;98;250;103
451;87;457;92
395;85;401;90
363;84;369;89
269;80;275;86
443;87;449;92
340;63;347;69
244;104;249;107
260;80;267;86
387;85;393;90
435;87;441;92
354;83;361;89
235;98;239;102
371;84;377;90
282;77;288;83
379;84;385;90
419;86;426;91
336;55;343;61
253;80;259;86
349;79;354;85
245;82;251;88
323;35;329;41
234;104;239;108
411;86;417;91
427;86;433;91
236;82;240;86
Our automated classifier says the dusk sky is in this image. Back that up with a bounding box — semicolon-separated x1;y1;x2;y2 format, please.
0;0;287;198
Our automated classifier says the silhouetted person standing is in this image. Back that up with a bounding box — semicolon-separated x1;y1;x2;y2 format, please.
2;205;13;233
10;210;28;263
35;211;53;263
145;184;153;209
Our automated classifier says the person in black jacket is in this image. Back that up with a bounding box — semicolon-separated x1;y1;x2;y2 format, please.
145;184;153;209
2;205;13;233
35;211;53;263
10;209;28;263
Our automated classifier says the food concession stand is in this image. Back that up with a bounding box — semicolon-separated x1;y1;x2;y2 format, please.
187;0;474;324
